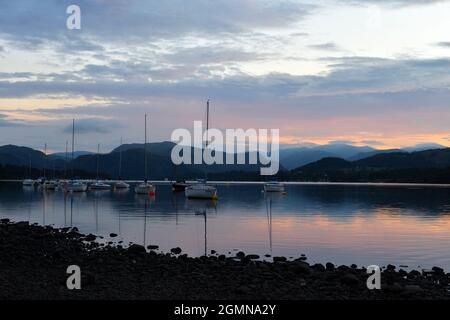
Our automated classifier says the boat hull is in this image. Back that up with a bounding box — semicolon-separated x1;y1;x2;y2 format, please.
185;185;218;199
66;183;88;192
135;183;156;195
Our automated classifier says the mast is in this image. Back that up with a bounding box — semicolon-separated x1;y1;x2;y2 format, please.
43;143;47;180
144;114;148;182
65;140;68;179
204;100;210;181
119;137;123;180
71;119;75;180
96;143;100;181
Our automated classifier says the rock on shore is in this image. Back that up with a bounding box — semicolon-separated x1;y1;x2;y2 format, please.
0;219;449;300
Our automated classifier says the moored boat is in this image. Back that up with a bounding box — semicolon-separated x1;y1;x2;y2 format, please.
263;182;285;193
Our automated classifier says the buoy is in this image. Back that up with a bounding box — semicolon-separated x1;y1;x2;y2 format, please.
149;191;156;197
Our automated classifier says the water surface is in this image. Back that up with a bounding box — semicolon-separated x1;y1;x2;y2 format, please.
1;181;450;270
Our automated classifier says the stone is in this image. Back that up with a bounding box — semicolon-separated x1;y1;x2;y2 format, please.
171;247;182;254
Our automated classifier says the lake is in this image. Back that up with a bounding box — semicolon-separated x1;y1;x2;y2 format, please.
1;181;450;270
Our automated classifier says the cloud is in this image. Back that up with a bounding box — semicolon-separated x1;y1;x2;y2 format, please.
340;0;450;7
436;41;450;48
308;42;340;51
0;1;313;47
360;140;386;146
62;118;121;134
0;114;24;127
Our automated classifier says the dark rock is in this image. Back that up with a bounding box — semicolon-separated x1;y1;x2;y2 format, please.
273;256;287;263
326;263;335;271
350;264;357;269
218;255;226;261
386;264;396;271
84;234;96;241
402;285;423;295
171;247;182;255
312;263;326;272
293;263;311;275
128;244;146;254
109;233;118;238
147;245;159;250
246;254;260;260
236;251;246;259
210;250;216;254
341;273;359;286
432;266;445;275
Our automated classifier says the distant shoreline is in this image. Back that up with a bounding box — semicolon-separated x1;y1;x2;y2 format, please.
2;179;450;188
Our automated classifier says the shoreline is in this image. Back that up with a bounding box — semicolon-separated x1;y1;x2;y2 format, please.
2;179;450;188
0;219;449;300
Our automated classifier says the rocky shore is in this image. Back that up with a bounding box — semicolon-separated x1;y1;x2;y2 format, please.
0;219;449;300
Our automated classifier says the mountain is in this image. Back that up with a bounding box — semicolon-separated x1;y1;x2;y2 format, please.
0;145;66;170
111;141;176;157
291;148;450;183
279;143;375;169
349;149;401;161
49;151;94;159
402;143;447;153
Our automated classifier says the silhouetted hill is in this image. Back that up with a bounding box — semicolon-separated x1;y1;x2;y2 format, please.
291;148;450;183
0;145;66;170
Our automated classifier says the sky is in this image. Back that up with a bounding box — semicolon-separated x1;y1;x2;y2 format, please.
1;0;450;152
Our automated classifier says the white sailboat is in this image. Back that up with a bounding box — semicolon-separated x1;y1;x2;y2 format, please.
22;158;34;186
40;143;57;190
115;138;129;189
90;144;111;190
66;119;87;192
135;114;156;195
263;181;285;193
185;100;218;200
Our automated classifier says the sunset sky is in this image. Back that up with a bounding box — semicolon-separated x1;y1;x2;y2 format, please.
1;0;450;152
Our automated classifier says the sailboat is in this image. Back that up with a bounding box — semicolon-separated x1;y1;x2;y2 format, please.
115;138;129;189
42;143;57;190
90;143;111;190
66;119;87;192
22;157;34;186
134;114;156;195
185;100;218;200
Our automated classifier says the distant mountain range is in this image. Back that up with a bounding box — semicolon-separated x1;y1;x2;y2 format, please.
1;142;450;182
279;142;448;169
291;148;450;183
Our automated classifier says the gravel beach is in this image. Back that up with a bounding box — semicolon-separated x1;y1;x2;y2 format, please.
0;219;449;300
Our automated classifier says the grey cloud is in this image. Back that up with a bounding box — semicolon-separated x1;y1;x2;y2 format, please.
436;41;450;48
309;42;340;51
0;0;313;48
0;114;24;127
340;0;449;6
62;118;121;134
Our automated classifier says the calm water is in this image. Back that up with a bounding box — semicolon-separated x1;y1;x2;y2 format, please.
2;181;450;270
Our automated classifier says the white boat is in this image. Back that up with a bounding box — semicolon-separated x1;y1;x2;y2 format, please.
185;183;218;199
42;180;57;190
134;114;155;196
264;182;285;193
90;182;111;190
90;144;111;191
114;138;130;190
22;179;34;186
185;100;218;200
64;119;87;193
58;179;69;188
135;181;156;195
115;181;130;189
66;181;87;192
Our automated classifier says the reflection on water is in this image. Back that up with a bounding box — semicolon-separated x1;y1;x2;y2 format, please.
2;182;450;269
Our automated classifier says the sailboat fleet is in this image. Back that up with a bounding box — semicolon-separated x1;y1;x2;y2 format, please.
22;100;285;198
